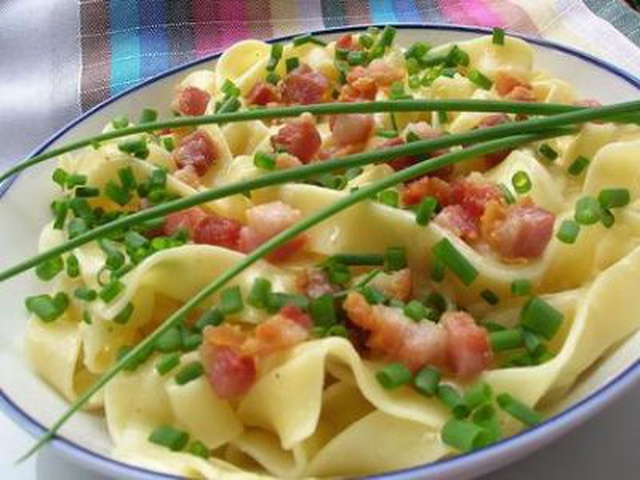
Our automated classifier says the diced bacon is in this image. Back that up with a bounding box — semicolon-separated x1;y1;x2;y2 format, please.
163;207;208;237
495;72;529;96
507;85;536;102
435;205;480;242
173;165;201;188
297;268;338;299
341;67;378;102
244;314;310;357
383;137;416;171
336;34;357;51
275;152;303;170
477;114;512;167
280;305;313;330
483;202;555;260
442;312;493;378
401;176;455;207
172;86;211;116
280;64;330;105
171;130;218;176
366;59;405;86
271;116;322;163
343;292;449;372
203;345;256;399
370;268;413;302
238;201;307;262
193;215;242;250
204;324;247;349
330;113;374;147
452;179;503;219
246;81;281;106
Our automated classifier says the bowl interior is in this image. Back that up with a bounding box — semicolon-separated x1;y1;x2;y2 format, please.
1;25;639;480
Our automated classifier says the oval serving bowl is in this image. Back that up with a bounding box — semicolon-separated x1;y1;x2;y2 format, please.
1;24;639;480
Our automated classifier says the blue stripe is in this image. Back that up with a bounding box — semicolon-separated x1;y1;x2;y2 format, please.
370;0;399;23
109;2;141;96
394;0;421;23
139;0;170;79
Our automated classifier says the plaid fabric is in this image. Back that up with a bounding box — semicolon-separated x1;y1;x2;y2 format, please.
76;0;640;110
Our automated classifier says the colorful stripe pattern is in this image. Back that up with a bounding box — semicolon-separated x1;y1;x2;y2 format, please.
79;0;640;110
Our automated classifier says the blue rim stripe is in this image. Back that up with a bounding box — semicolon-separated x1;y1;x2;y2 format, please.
1;23;640;480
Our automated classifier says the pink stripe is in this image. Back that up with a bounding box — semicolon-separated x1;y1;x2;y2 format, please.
216;0;251;48
193;1;251;57
192;3;220;56
438;0;504;28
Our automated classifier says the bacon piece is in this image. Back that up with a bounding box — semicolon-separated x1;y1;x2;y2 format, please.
297;268;338;299
452;180;503;219
507;85;536;102
442;312;493;378
435;205;480;242
244;314;310;357
383;137;416;171
477;114;512;168
271;116;322;163
336;34;357;51
203;345;256;399
330;113;374;147
193;215;242;250
280;65;330;105
171;130;218;176
401;176;455;207
341;67;378;102
343;292;449;373
366;59;405;86
369;268;413;302
238;201;307;262
483;202;555;260
247;81;281;106
280;305;313;330
172;86;211;116
163;207;208;237
495;72;528;96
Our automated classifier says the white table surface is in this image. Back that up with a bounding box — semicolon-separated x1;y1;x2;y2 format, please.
2;382;639;479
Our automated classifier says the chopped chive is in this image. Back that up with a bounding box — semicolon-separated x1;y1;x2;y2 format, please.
139;108;158;124
568;155;590;176
489;328;524;352
118;166;137;191
359;285;387;305
82;311;92;324
471;404;502;442
358;33;374;49
384;246;407;271
437;384;470;419
496;393;541;426
405;41;430;60
254;151;276;171
195;308;224;331
181;330;203;351
389;81;411;100
347;51;368;66
105;181;131;206
65;253;80;278
408;75;421;90
162;136;175;152
519;296;563;340
66;173;88;189
376;129;399;138
511;171;532;194
216;96;241;114
247;277;272;309
498;183;516;205
406;58;420;76
445;45;470;67
74;186;100;198
35;256;64;281
113;302;134;324
574;196;603;225
187;440;211;460
124;231;149;252
415;197;438;226
441;419;492;452
25;293;68;323
219;286;244;315
335;48;349;61
52;168;68;188
111;115;129;130
511;279;532;296
266;292;308;313
423;291;447;316
538;143;558;161
522;329;546;357
309;294;336;328
265;71;280;85
266;44;283;71
293;33;326;47
492;27;505;45
155;353;181;376
375;362;412;390
221;79;240;98
118;136;149;159
67;217;89;239
413;366;440;396
403;300;428;321
556;219;580;244
600;208;615;228
438;110;448;124
468;70;493;90
155;327;183;353
51;199;69;229
330;253;385;266
379;25;396;48
285;57;300;73
326;261;351;285
598;188;630;209
98;279;124;303
377;189;399;207
483;320;506;332
432;239;478;286
430;257;445;282
480;289;499;305
463;382;493;410
74;286;97;302
148;425;189;451
98;239;126;271
175;361;205;385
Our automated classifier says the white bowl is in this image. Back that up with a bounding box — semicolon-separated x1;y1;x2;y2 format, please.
1;24;639;480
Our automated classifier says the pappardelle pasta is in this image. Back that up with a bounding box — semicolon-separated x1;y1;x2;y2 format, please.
22;27;640;478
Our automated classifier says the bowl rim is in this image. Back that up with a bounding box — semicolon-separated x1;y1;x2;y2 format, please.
1;22;639;480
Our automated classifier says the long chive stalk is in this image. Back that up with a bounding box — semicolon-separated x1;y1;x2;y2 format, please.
0;98;618;186
3;99;640;282
18;131;567;462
